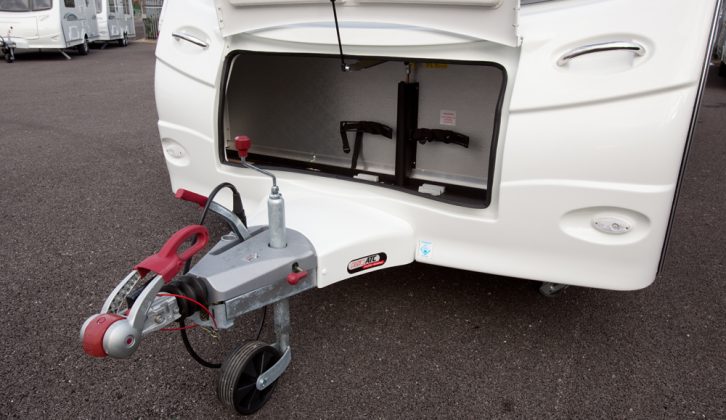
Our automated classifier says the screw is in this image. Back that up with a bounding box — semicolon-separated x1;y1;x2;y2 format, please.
154;315;164;324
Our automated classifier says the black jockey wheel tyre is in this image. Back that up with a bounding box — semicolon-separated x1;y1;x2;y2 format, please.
77;38;89;55
218;341;282;415
119;33;128;47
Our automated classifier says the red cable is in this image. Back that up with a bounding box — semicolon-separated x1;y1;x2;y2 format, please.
158;293;218;330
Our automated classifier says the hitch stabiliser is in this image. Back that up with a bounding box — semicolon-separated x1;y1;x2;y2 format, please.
80;136;317;415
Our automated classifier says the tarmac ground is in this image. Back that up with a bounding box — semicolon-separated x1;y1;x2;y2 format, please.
0;43;724;418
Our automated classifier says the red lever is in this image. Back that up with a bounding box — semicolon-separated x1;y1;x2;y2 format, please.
175;189;208;207
287;270;308;285
234;135;252;159
135;225;209;282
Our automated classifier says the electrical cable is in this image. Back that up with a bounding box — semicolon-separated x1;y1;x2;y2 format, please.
159;291;222;367
183;182;244;275
174;183;268;369
255;306;267;341
198;182;240;226
159;293;218;329
178;318;222;369
174;307;266;369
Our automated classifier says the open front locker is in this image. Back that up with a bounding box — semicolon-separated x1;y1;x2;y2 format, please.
221;52;506;207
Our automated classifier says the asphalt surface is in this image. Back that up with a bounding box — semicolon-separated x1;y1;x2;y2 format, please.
0;44;725;419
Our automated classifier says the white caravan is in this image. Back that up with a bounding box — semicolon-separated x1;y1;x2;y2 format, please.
0;0;99;62
94;0;134;46
80;0;723;415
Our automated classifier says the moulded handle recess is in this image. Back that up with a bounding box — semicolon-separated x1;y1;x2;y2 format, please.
557;41;645;66
171;32;209;48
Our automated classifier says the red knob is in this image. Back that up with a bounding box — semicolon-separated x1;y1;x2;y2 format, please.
287;270;308;285
234;135;252;159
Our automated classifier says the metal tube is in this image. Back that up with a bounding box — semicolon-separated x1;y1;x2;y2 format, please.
273;299;290;351
267;186;287;249
240;161;286;248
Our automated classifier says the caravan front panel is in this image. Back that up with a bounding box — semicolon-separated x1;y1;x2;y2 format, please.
154;0;721;290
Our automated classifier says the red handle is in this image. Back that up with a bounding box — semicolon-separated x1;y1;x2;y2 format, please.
175;189;208;207
287;270;308;286
135;225;209;282
234;135;252;158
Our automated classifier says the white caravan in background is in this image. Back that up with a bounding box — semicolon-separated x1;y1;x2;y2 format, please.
94;0;134;46
0;0;99;62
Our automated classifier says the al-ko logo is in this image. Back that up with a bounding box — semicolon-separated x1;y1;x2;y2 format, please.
347;252;387;274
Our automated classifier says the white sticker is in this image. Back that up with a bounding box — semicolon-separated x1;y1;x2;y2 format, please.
440;110;456;126
418;240;433;259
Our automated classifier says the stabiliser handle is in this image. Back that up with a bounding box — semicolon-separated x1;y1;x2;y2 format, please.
135;225;209;282
175;186;248;229
175;189;208;207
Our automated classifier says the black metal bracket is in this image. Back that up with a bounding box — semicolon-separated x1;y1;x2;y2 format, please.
340;121;393;170
412;128;469;148
395;82;419;186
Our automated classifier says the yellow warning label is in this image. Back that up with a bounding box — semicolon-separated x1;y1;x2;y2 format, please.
424;63;448;69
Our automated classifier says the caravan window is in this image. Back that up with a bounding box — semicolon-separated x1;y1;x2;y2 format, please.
107;0;114;13
122;0;127;14
64;0;74;7
0;0;30;11
32;0;52;9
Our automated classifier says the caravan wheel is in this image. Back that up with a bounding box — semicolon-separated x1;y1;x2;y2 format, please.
3;46;15;63
77;38;89;56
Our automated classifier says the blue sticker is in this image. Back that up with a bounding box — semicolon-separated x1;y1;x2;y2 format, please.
418;240;433;259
